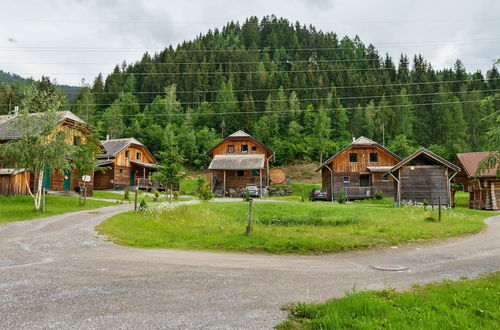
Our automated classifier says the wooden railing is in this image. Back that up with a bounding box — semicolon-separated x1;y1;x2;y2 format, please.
137;178;168;190
343;187;374;199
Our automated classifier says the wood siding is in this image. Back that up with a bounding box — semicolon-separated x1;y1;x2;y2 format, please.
94;167;114;190
207;138;272;158
212;169;265;188
463;178;500;210
398;165;450;204
114;145;155;167
0;172;30;196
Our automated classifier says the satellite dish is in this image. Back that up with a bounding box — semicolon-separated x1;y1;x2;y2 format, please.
81;175;92;183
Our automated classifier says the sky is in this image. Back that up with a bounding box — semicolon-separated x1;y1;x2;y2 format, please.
0;0;498;86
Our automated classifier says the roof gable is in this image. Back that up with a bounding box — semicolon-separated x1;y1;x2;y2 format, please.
455;152;498;178
389;148;460;173
100;137;156;162
206;130;273;156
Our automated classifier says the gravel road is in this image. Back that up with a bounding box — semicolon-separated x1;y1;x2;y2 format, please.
0;204;499;329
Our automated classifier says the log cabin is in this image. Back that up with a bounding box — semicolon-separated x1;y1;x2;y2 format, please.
454;152;499;210
316;137;401;201
206;130;275;197
387;148;460;207
94;137;157;190
0;111;94;196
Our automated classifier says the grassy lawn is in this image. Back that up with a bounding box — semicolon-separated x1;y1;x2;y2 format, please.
0;195;114;224
96;201;492;254
455;190;469;208
278;272;500;329
93;190;125;200
180;177;199;195
265;183;322;201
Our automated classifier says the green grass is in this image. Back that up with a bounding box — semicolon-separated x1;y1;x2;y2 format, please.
93;190;125;200
180;177;200;195
455;190;469;208
96;201;493;254
278;272;500;329
265;183;322;201
0;195;114;224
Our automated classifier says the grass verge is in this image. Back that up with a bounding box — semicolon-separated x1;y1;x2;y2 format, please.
96;201;492;254
277;272;500;329
0;195;114;224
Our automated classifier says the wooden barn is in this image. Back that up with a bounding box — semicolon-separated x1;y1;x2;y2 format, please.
94;137;158;190
454;152;499;210
387;148;460;206
0;111;95;196
316;137;401;201
206;130;274;197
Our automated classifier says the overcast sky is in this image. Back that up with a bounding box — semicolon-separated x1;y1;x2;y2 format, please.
0;0;498;86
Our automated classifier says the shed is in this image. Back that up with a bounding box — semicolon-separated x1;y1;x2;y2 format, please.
387;148;460;206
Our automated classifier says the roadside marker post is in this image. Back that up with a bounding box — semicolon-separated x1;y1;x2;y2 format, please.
246;198;253;236
134;187;138;211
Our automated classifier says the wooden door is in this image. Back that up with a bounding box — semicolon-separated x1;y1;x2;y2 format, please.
130;171;135;187
63;170;71;190
43;167;51;189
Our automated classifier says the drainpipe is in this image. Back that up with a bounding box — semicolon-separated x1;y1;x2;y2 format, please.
448;170;459;207
324;164;334;202
389;171;400;207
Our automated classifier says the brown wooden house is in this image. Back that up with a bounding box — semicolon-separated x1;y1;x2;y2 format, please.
94;138;157;190
206;130;274;197
454;152;499;210
0;111;94;196
316;137;401;201
387;148;460;206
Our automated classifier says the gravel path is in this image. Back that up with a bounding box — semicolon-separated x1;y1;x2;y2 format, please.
0;204;499;329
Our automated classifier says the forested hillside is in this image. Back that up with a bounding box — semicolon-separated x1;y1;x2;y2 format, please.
5;16;500;168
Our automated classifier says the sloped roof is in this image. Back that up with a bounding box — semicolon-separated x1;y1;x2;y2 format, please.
130;160;157;169
316;136;400;171
0;168;25;176
100;138;143;156
0;111;87;141
389;148;460;173
455;152;498;178
206;130;273;156
208;154;265;170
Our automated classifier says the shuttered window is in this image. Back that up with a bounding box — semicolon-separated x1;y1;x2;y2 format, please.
370;152;378;163
349;153;357;162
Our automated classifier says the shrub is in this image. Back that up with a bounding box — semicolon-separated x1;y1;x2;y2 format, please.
424;214;436;222
173;191;180;200
337;189;346;204
245;189;250;202
123;190;130;200
374;190;384;200
197;183;214;201
139;199;147;211
423;199;429;209
154;190;160;198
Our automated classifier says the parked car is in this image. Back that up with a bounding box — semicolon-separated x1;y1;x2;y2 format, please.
309;189;328;201
242;184;260;198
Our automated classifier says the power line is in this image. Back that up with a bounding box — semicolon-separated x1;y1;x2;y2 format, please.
4;88;493;108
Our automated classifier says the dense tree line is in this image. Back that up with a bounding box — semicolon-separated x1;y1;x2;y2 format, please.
3;16;499;168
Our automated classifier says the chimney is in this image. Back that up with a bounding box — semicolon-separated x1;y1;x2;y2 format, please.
352;136;356;142
106;134;110;141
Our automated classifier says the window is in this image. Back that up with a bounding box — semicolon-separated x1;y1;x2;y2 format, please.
252;170;260;177
227;145;235;153
73;136;80;146
382;174;389;181
370;152;378;163
349;153;358;162
125;151;129;159
241;144;248;153
343;176;350;183
251;146;257;152
136;152;141;160
236;170;245;177
119;169;123;174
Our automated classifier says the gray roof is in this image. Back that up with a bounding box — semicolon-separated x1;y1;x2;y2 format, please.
130;160;157;169
0;168;25;176
208;154;265;170
389;148;461;173
100;138;144;156
367;166;393;173
0;111;86;141
228;130;251;138
96;160;114;167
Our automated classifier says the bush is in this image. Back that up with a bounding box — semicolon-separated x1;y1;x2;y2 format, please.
123;190;130;200
173;191;180;200
154;190;160;198
424;214;436;222
139;199;147;211
245;189;250;202
197;183;214;201
337;189;346;204
374;190;384;200
423;199;429;209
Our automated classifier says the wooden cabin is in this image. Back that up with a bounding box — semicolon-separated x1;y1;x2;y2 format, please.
387;148;460;207
94;138;157;190
454;152;499;210
316;137;401;201
0;111;94;196
206;130;274;197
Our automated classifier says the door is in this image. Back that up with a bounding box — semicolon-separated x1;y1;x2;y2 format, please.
130;171;135;187
63;169;71;190
360;175;370;187
42;167;51;189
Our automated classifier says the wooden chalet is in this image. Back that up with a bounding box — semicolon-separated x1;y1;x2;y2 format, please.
206;130;274;197
316;137;401;201
454;152;499;210
387;148;460;206
94;138;158;190
0;111;94;196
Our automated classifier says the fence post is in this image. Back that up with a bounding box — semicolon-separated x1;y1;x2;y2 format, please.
246;198;253;236
134;187;138;211
42;188;46;211
438;196;441;222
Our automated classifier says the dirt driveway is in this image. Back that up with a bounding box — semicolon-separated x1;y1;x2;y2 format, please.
1;204;499;329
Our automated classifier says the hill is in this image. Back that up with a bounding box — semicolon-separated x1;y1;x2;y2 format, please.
0;70;80;97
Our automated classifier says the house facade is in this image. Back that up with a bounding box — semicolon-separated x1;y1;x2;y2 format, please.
0;111;94;196
206;130;274;197
94;138;157;190
454;152;499;210
317;137;401;201
387;148;460;207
